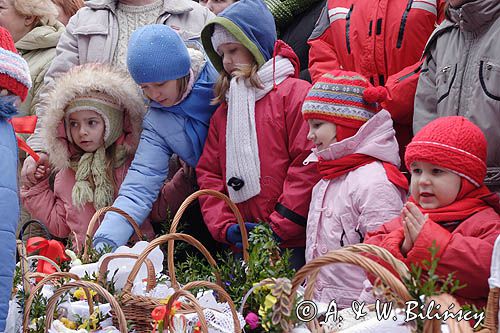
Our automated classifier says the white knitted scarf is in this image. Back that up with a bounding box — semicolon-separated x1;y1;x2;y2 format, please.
226;56;295;203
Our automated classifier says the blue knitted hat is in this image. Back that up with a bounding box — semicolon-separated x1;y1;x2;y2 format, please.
127;25;191;84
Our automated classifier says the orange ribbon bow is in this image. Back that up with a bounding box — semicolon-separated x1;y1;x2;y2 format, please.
9;115;40;162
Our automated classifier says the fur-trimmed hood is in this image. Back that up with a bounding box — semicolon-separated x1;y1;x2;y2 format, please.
43;64;146;170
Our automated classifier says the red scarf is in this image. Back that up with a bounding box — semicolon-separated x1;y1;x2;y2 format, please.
317;153;408;191
409;179;500;222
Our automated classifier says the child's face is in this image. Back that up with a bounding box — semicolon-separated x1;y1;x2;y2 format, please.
218;43;255;75
199;0;236;15
410;161;461;209
68;110;105;153
307;119;337;151
140;80;180;107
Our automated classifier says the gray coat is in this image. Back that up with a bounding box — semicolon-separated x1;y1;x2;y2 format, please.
414;0;500;189
27;0;214;151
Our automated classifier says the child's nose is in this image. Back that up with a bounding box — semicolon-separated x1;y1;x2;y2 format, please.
418;173;431;185
306;129;314;141
79;126;88;136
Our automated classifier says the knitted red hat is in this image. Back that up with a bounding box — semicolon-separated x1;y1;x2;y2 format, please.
302;70;387;141
405;116;487;187
0;27;31;101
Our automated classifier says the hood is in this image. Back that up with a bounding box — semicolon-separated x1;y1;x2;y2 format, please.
186;40;208;83
304;110;401;167
201;0;277;72
85;0;195;15
448;0;500;32
15;21;65;52
42;64;146;170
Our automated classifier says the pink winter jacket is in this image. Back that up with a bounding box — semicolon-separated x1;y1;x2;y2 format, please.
21;160;155;250
304;110;406;308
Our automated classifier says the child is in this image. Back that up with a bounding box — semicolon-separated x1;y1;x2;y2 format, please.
0;27;31;331
301;70;408;308
365;116;500;308
93;25;219;249
21;64;155;250
197;0;319;268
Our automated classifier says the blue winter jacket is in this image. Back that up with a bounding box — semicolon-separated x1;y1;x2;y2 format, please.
0;99;20;331
93;53;218;249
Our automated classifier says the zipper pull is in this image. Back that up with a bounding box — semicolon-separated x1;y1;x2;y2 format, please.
486;63;493;81
441;66;451;84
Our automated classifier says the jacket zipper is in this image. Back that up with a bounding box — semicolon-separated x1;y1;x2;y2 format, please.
397;0;414;49
345;4;354;54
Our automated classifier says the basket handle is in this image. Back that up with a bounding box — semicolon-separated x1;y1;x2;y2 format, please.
168;189;249;281
23;272;80;332
423;294;474;333
341;243;410;280
82;206;144;262
477;287;499;333
164;289;209;333
17;219;51;241
98;253;156;292
291;249;412;330
182;281;242;332
123;233;222;293
44;280;128;333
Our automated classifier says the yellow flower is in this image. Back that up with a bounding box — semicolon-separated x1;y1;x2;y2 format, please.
73;287;97;300
159;295;171;305
263;294;277;311
60;317;77;329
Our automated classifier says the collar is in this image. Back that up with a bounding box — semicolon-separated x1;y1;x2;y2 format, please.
448;0;500;32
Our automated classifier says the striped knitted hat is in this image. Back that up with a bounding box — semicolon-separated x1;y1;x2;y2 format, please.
302;70;387;141
0;27;31;101
405;116;487;187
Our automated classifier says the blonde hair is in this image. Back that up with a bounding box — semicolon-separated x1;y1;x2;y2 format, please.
13;0;59;26
212;63;262;105
176;73;191;102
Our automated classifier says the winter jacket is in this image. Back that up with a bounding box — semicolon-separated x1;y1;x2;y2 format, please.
93;46;218;249
15;21;65;117
20;65;155;250
303;110;406;307
414;0;500;191
196;58;318;249
364;207;500;308
0;104;20;331
308;0;446;161
27;0;215;151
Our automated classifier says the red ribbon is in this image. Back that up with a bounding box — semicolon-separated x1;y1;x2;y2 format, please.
8;115;40;162
26;237;69;275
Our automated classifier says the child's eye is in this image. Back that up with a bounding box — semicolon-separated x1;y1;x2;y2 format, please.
88;120;98;126
432;168;444;175
411;168;422;175
70;122;78;128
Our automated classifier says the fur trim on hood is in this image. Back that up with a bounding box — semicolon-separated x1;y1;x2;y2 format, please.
43;64;146;170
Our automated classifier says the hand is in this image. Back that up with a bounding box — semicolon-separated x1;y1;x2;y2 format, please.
226;222;259;249
401;218;414;257
401;202;429;244
21;153;49;185
34;164;50;181
179;158;195;183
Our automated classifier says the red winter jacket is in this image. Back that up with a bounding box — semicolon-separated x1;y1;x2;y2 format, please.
196;47;320;248
308;0;446;161
364;208;500;308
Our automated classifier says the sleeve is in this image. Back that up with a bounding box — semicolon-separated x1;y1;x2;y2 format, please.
381;60;423;126
268;83;320;243
151;168;196;223
93;116;171;248
307;2;341;84
356;181;404;237
20;177;71;239
27;16;80;151
406;216;500;302
413;45;439;134
196;110;235;244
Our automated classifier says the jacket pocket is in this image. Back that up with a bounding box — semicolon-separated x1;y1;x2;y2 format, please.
261;176;282;215
339;213;364;247
436;63;457;104
479;60;500;101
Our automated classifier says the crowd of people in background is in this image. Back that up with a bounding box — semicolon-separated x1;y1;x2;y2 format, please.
0;0;498;330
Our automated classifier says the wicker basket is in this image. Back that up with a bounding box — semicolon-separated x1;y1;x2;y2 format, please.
164;280;242;332
117;233;222;332
82;206;144;263
290;246;413;332
168;189;249;287
477;287;499;333
44;280;128;333
23;272;80;332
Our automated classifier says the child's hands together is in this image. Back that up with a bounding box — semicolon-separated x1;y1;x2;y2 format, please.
401;202;428;256
22;164;50;189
